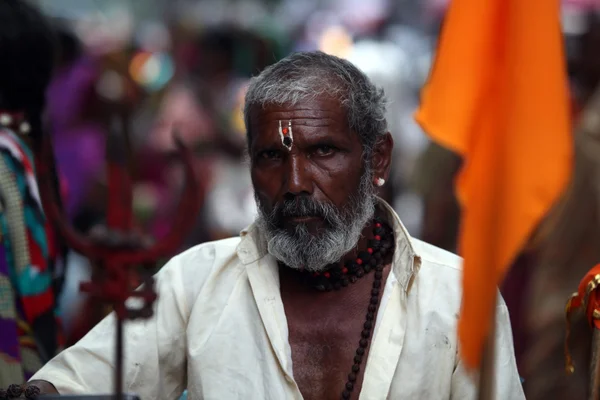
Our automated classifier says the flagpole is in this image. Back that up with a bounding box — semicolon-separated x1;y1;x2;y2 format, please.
477;297;498;400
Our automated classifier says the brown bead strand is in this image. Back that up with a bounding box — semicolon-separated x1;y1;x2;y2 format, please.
303;219;394;292
6;385;22;399
0;384;40;399
24;386;40;399
341;262;385;399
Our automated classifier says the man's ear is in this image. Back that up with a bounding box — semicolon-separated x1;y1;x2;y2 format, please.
370;132;394;182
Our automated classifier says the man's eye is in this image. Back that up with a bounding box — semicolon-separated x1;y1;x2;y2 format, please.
258;150;282;160
314;145;335;156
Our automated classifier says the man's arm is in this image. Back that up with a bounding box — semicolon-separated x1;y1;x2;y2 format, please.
29;255;189;400
450;300;525;399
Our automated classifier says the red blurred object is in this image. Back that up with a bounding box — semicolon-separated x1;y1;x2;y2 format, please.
565;264;600;372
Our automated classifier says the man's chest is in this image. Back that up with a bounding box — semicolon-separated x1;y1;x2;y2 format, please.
280;276;380;400
285;313;369;400
184;267;457;399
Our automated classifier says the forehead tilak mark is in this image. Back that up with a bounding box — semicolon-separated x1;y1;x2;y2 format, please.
279;120;293;151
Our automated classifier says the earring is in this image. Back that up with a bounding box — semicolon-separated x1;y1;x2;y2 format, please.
375;177;385;187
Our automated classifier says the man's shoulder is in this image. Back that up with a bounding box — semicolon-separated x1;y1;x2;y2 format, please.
158;236;245;308
410;238;462;273
407;238;464;313
408;238;506;310
163;236;243;281
177;236;242;262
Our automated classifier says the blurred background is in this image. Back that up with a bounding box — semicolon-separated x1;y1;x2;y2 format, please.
11;0;600;397
36;0;445;340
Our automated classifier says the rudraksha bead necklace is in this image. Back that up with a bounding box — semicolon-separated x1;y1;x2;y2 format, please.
297;218;395;399
0;384;40;399
300;218;394;292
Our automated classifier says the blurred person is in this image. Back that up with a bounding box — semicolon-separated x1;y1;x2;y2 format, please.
0;0;63;386
44;27;116;344
192;28;242;113
45;28;105;222
345;36;432;234
140;28;236;244
166;28;282;243
190;27;284;125
28;51;523;399
49;27;153;344
200;80;258;241
571;11;600;116
412;141;461;252
140;81;217;243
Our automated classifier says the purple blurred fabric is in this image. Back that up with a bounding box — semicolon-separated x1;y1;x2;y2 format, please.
46;57;105;219
0;244;20;360
0;317;19;359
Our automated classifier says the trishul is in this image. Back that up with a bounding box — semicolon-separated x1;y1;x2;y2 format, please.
37;121;201;400
38;132;200;266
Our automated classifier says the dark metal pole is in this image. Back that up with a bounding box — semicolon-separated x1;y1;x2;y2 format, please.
115;318;124;400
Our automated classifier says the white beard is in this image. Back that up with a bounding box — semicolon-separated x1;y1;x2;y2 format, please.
255;167;376;272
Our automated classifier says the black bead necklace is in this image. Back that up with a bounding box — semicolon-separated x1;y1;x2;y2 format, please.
299;218;395;399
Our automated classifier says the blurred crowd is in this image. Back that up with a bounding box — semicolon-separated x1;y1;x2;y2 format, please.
42;0;445;341
40;0;600;353
3;0;600;397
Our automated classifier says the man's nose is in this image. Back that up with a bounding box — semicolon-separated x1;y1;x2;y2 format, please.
284;155;313;196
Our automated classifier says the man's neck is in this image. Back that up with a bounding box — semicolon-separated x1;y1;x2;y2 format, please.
278;212;394;400
278;206;393;288
295;207;389;273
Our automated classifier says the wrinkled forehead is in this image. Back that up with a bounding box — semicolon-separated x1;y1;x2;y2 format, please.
246;96;349;141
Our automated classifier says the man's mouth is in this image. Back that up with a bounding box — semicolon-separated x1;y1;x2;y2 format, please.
286;215;322;223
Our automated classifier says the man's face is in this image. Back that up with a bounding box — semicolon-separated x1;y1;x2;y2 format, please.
249;96;376;271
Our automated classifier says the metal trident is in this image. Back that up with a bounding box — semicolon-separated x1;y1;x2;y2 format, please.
37;116;201;400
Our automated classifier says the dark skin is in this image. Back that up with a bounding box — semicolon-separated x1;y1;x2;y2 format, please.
249;96;394;400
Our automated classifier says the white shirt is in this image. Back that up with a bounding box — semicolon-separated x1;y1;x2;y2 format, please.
32;200;524;399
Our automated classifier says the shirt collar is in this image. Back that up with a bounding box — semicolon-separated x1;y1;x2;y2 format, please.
236;197;421;293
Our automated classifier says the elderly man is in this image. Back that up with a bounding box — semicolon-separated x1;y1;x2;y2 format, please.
28;52;524;399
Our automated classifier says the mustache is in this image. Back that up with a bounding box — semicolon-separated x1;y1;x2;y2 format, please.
266;196;337;225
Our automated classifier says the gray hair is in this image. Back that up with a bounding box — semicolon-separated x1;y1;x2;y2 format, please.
244;51;388;156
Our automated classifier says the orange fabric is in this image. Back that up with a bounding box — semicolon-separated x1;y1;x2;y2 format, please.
415;0;572;369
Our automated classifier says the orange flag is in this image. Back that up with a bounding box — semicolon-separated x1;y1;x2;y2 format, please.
415;0;573;369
